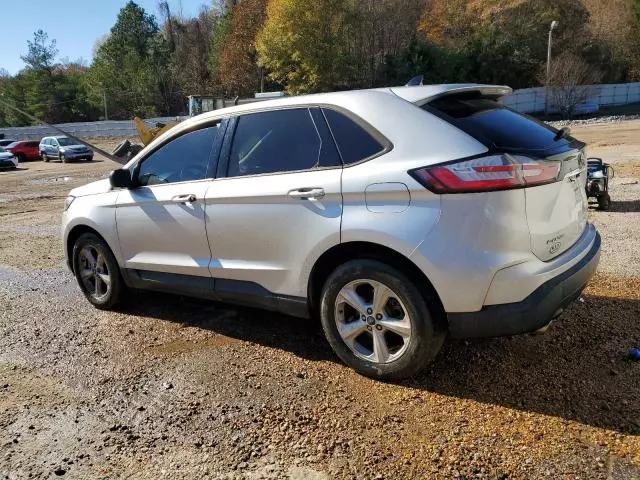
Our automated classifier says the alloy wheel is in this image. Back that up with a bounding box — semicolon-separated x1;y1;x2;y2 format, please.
334;279;412;364
78;246;111;301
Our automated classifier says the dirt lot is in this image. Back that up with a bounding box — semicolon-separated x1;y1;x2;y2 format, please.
0;127;639;480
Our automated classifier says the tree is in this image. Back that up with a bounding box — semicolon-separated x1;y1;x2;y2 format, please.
169;8;217;100
256;0;355;93
380;38;469;86
88;1;174;118
543;52;602;119
218;0;269;96
21;30;58;73
208;3;234;88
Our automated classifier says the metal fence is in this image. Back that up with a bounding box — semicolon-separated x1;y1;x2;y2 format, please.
502;82;640;113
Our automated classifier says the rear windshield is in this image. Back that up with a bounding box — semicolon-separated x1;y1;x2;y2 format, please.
425;95;579;154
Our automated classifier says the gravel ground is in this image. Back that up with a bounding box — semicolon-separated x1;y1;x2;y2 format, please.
0;133;639;480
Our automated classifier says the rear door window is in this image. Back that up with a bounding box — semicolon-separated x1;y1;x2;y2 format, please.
425;95;578;154
322;108;385;165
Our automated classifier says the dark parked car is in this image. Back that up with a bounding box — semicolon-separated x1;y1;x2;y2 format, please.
0;139;17;147
6;140;41;161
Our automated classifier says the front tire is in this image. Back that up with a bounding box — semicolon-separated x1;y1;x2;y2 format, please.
319;259;444;380
72;233;126;309
42;153;49;162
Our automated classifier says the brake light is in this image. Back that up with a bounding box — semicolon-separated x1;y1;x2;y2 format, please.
409;154;561;193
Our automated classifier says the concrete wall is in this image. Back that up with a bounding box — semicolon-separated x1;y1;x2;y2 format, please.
503;82;640;113
0;117;186;141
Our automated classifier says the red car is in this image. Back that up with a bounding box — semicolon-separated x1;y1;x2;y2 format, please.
6;140;42;161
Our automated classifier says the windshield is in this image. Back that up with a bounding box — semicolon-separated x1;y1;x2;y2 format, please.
57;137;82;146
6;142;19;149
0;147;6;153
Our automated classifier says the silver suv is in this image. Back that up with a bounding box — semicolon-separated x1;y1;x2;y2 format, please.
62;84;600;380
40;136;94;163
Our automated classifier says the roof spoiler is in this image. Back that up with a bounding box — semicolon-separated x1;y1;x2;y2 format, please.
417;85;512;106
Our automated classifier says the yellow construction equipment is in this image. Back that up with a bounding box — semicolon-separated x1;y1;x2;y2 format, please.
134;117;177;146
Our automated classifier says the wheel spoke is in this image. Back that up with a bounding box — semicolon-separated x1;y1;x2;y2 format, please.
371;282;392;315
97;273;111;289
337;286;368;316
378;318;411;339
96;253;106;270
80;268;93;280
372;330;390;363
81;248;96;267
338;320;367;341
94;274;101;295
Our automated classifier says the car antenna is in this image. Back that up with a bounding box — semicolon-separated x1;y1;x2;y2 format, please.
405;75;424;86
0;97;125;165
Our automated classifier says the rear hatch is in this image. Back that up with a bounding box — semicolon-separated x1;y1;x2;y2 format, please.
422;91;587;261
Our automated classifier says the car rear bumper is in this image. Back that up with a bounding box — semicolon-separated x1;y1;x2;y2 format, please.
447;228;601;339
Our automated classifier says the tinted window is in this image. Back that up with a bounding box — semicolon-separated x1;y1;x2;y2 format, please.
137;126;218;186
323;108;385;165
227;108;323;177
26;142;39;147
427;95;572;153
58;137;82;146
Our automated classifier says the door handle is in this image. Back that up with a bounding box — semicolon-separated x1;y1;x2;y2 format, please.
171;193;197;204
288;187;325;200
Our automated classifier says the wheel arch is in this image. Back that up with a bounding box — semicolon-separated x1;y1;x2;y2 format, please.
66;225;115;273
307;241;447;330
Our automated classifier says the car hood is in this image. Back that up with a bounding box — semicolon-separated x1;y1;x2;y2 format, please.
64;145;91;151
0;151;14;159
69;178;112;197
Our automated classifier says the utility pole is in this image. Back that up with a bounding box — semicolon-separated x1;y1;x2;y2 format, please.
545;20;559;116
103;89;108;121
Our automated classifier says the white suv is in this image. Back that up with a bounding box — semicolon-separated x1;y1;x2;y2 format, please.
62;84;600;380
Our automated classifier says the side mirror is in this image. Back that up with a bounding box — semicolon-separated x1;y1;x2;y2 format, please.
109;168;135;189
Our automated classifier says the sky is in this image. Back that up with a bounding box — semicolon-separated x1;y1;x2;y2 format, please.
0;0;210;75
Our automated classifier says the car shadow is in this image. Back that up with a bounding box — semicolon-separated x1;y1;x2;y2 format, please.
121;290;640;435
588;199;640;212
0;167;28;173
609;199;640;213
120;291;332;362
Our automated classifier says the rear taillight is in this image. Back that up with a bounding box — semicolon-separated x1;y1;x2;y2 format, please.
409;154;561;193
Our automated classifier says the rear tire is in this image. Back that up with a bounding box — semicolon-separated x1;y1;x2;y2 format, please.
72;233;126;310
598;193;611;210
319;259;444;380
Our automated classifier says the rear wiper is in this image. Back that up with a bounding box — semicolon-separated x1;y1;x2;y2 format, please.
554;126;571;141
